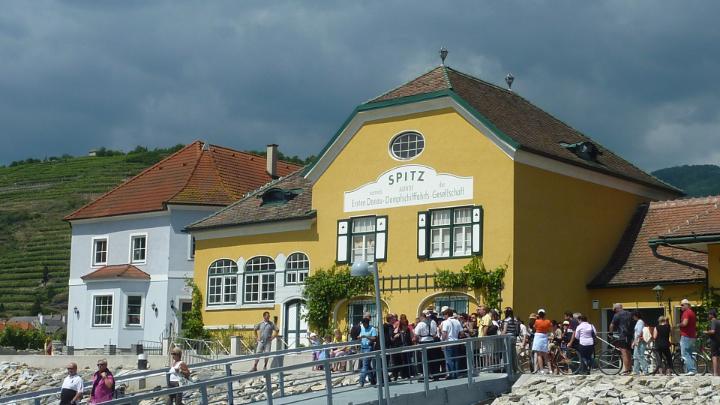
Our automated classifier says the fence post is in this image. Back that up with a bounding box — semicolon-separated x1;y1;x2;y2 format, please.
504;336;514;377
465;340;474;387
200;384;209;404
264;372;274;405
421;346;430;397
225;363;235;405
34;398;41;405
324;360;333;405
277;339;285;397
375;352;383;405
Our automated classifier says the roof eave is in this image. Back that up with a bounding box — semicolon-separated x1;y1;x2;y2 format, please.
185;211;317;233
587;278;705;289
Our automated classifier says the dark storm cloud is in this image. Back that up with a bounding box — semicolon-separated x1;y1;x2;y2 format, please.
0;1;718;171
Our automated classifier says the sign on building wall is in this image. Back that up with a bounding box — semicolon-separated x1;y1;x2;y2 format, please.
344;164;473;212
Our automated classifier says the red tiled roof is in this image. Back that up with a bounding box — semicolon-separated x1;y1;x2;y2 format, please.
588;197;719;287
0;321;34;331
81;264;151;281
65;141;302;220
368;66;680;195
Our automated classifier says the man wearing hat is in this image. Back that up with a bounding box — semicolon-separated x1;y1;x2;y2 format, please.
679;298;697;375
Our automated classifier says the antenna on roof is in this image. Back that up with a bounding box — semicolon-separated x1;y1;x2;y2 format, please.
505;73;514;90
202;142;209;151
439;47;448;66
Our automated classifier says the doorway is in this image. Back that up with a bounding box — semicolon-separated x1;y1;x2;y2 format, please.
178;300;192;332
284;300;308;349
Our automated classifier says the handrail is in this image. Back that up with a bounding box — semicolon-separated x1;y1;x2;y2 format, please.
0;339;359;403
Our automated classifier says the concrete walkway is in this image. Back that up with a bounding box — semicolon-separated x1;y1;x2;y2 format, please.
272;373;511;405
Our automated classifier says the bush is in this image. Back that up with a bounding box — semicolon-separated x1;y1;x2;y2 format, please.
0;326;46;350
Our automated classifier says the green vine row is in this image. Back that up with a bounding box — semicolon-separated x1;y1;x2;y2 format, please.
434;257;507;310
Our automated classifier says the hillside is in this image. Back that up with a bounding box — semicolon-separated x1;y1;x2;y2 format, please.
652;164;720;197
0;147;183;317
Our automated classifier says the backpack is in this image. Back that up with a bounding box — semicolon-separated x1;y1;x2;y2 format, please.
505;318;520;337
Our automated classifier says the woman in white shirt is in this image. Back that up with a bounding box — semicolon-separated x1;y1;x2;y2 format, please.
167;348;190;405
568;315;596;375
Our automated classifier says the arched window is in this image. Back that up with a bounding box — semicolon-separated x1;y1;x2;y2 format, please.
244;256;276;303
207;259;238;305
285;253;309;285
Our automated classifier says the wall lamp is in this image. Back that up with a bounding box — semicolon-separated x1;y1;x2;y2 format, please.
170;299;176;311
73;307;79;316
151;303;158;314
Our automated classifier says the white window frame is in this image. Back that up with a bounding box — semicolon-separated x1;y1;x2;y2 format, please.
125;294;143;327
285;252;309;285
92;293;114;327
244;256;276;304
207;259;238;306
129;233;147;264
351;216;376;264
348;299;377;330
428;206;473;259
388;130;425;161
91;236;109;267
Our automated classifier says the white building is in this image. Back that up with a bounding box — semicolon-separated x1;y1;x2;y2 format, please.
65;142;300;350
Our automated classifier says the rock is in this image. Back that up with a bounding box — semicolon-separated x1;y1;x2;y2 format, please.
698;386;714;396
616;375;634;385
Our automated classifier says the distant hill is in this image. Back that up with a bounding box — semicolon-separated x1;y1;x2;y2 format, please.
652;164;720;197
0;146;184;317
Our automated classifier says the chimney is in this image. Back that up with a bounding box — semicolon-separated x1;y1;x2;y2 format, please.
266;144;278;179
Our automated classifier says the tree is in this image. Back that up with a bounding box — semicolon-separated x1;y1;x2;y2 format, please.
30;294;42;316
41;265;49;285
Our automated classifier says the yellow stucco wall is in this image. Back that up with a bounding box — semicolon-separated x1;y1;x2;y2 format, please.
512;163;650;324
709;244;720;288
311;109;516;317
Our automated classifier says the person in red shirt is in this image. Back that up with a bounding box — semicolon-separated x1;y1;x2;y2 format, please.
679;298;697;375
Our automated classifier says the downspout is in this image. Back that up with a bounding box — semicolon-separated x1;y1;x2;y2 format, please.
650;243;709;292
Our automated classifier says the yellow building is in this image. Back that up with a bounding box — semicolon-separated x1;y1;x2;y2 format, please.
187;65;720;342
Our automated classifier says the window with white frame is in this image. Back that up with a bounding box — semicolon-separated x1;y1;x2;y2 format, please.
430;207;472;258
207;259;238;305
93;295;113;326
348;300;377;330
244;256;276;303
126;295;142;326
390;131;425;160
93;238;108;266
188;236;196;260
130;235;146;263
351;217;376;263
285;253;309;284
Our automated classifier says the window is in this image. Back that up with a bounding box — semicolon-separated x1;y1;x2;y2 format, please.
348;300;376;330
244;256;276;303
390;131;425;160
93;295;113;326
126;296;142;326
430;207;472;258
286;253;309;284
93;238;108;266
207;259;238;305
189;236;196;260
352;217;376;263
434;295;469;315
131;235;146;263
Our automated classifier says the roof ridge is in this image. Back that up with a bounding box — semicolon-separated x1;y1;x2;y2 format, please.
444;66;514;95
650;195;720;208
440;65;452;89
364;66;447;104
207;143;303;169
65;141;203;220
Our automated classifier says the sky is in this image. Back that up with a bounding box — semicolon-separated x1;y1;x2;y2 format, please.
0;1;719;171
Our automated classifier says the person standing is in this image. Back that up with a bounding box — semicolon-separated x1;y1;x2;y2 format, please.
631;311;648;375
679;299;697;375
531;309;552;374
653;316;673;375
440;308;463;379
568;315;595;375
167;348;190;405
477;306;491;337
414;311;441;380
59;362;83;405
89;359;114;404
703;309;720;376
358;315;378;387
609;303;634;375
250;311;279;372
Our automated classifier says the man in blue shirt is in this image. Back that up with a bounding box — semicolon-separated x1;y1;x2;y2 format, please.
358;315;378;387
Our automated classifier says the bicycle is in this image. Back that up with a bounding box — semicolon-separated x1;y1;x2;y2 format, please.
671;340;710;375
595;335;623;375
553;344;581;375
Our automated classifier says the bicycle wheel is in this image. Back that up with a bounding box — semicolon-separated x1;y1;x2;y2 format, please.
645;349;659;375
557;349;582;375
672;352;684;375
597;349;622;375
696;354;708;376
516;349;532;373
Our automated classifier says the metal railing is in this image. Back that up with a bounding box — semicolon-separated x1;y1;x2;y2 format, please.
0;334;515;405
172;336;230;364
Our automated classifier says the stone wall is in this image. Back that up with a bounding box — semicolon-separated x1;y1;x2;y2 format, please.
492;374;720;405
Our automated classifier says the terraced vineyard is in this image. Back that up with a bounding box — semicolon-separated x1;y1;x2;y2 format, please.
0;153;171;316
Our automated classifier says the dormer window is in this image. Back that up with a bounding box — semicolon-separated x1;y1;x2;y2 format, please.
561;141;600;162
260;188;300;205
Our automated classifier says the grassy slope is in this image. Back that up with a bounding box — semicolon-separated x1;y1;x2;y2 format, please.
0;155;161;316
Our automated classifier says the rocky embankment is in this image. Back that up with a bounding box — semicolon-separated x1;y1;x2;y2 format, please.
492;374;720;405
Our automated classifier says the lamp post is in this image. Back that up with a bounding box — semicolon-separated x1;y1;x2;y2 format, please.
653;284;665;311
351;261;390;403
